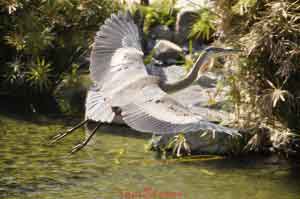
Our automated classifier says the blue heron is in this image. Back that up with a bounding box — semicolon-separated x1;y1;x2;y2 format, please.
51;11;241;153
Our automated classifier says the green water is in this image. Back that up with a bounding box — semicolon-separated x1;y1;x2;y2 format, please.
0;114;299;199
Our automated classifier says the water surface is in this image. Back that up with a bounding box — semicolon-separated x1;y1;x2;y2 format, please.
0;114;299;199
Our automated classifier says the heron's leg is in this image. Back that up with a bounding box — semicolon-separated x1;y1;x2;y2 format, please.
50;120;88;144
70;122;102;154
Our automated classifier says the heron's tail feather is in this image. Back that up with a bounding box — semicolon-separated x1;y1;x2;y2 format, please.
90;11;142;86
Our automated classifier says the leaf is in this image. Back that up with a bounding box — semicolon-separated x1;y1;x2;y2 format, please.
266;80;276;89
189;9;217;40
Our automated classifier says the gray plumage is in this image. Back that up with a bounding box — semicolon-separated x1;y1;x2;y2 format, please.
86;11;240;137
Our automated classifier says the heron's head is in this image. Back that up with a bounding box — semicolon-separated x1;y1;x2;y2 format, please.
204;47;241;58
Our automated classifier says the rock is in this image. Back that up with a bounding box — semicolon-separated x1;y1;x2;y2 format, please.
149;131;239;155
174;0;215;11
171;85;233;122
175;9;198;44
197;72;218;88
146;64;186;83
174;0;216;44
161;65;186;83
153;40;183;61
145;37;156;53
149;25;175;41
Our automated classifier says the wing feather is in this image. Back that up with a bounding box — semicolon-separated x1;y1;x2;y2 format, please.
121;85;240;136
90;11;142;87
85;88;115;122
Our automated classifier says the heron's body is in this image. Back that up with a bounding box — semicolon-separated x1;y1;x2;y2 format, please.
52;11;240;153
85;11;239;135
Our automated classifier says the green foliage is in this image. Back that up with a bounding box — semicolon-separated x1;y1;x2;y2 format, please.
182;40;195;72
183;54;194;72
4;60;25;86
235;0;299;123
165;133;191;157
232;0;257;15
0;0;119;112
143;48;155;65
189;8;217;40
4;33;26;51
61;64;81;86
133;0;177;33
27;57;52;92
215;0;300;152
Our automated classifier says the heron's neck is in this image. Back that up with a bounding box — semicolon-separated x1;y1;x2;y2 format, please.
160;52;209;93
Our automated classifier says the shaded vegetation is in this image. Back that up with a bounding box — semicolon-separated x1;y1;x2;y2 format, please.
0;0;119;113
215;0;300;154
131;0;178;34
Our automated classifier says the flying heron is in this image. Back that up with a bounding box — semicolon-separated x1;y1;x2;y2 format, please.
51;11;241;153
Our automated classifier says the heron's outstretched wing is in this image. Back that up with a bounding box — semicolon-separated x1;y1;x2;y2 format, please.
121;84;239;136
90;11;145;87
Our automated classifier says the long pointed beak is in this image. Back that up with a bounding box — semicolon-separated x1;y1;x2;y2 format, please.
224;48;242;53
219;48;242;57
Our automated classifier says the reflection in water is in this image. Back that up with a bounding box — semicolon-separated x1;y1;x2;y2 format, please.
0;114;299;199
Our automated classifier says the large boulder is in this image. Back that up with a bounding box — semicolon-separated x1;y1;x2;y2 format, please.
174;0;216;44
175;9;198;44
153;40;183;62
149;131;239;155
148;25;175;41
174;0;215;11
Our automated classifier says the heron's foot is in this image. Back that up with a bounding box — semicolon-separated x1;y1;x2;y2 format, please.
50;131;70;144
71;142;87;154
50;120;88;145
69;122;102;154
